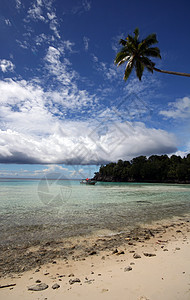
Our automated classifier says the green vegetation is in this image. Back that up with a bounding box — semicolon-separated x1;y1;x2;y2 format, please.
94;154;190;183
115;28;190;81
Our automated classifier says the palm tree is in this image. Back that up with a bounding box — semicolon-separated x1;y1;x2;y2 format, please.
115;28;190;81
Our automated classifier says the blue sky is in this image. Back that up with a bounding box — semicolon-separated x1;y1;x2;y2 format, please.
0;0;190;178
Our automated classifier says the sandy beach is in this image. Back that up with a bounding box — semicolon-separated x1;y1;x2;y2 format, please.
0;216;190;300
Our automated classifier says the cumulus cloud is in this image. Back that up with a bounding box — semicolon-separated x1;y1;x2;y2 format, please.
0;78;177;165
160;96;190;119
0;59;15;73
0;123;177;164
0;74;177;165
0;76;98;134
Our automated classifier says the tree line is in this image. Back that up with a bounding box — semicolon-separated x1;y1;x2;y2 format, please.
93;154;190;183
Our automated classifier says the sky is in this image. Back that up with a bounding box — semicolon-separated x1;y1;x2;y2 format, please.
0;0;190;179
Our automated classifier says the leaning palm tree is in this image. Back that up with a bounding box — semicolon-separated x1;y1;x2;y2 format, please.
115;28;190;81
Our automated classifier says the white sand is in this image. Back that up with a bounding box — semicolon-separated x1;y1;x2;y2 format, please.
0;219;190;300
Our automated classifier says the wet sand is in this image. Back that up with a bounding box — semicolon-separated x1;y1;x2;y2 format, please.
0;216;190;300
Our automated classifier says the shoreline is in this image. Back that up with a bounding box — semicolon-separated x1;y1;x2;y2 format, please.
94;179;190;184
1;215;190;299
1;215;189;276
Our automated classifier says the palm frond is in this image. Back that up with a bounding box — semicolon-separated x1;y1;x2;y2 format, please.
119;39;127;46
124;57;135;81
118;56;130;66
134;27;139;41
143;33;158;47
126;34;135;44
115;51;130;65
141;56;155;73
143;47;161;58
135;60;144;80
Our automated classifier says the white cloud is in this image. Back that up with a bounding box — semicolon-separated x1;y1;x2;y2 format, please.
5;19;11;26
44;45;75;87
39;164;69;173
45;46;60;65
92;54;119;81
35;33;52;46
0;121;177;164
0;77;177;165
0;79;43;105
49;17;60;39
16;39;30;49
27;1;46;22
43;45;97;112
15;0;21;10
0;164;71;178
171;150;189;158
25;0;61;39
111;33;124;52
160;96;190;119
47;12;56;20
83;36;89;51
92;54;98;63
0;59;15;73
0;73;176;165
82;0;91;11
72;0;91;14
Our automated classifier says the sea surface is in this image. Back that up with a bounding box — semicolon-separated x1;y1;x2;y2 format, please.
0;178;190;246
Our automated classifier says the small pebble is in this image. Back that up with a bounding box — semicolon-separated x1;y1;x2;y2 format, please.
124;266;132;272
52;283;60;289
35;269;40;273
116;250;125;255
28;283;48;291
101;288;109;293
143;253;156;257
112;249;118;254
69;278;81;285
36;280;41;283
133;253;141;259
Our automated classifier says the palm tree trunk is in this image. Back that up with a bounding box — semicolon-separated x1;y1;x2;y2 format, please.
153;67;190;77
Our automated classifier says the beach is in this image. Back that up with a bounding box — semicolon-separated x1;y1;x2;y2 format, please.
1;216;190;300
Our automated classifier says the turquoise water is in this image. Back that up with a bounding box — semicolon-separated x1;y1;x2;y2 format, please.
0;179;190;246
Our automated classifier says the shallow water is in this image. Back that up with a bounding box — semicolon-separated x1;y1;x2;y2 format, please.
0;179;190;246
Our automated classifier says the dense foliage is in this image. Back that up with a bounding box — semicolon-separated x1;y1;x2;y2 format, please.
94;154;190;183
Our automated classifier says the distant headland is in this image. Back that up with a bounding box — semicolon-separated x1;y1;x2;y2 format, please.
93;154;190;184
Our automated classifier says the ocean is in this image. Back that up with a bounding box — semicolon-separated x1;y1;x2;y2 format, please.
0;178;190;246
